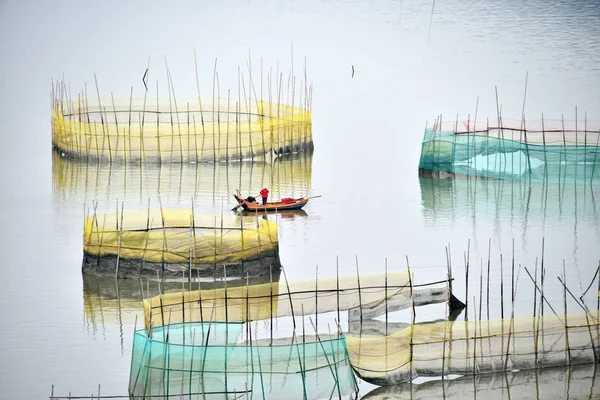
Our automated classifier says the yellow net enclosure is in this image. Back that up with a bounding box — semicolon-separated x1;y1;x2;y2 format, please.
346;311;600;386
52;86;313;163
143;270;413;328
83;210;279;279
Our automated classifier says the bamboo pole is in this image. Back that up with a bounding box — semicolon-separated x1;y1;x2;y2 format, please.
408;258;415;382
465;240;470;320
563;261;571;365
110;93;121;161
193;49;206;163
504;264;521;371
115;202;124;278
165;58;183;162
93;73;111;162
315;264;318;332
336;256;340;327
269;264;273;345
309;317;342;399
156;81;161;162
281;266;296;329
355;255;363;323
128;86;133;161
486;239;491;320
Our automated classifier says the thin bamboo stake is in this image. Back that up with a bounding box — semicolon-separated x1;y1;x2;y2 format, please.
563;261;571;365
309;317;342;399
156;81;161;162
486;238;491;320
385;257;388;330
557;275;597;363
533;258;539;365
355;255;363;322
269;264;273;345
315;264;319;332
93;73;111;161
281;266;296;329
465;240;470;320
165;58;183;162
336;256;340;326
504;264;522;371
115;202;125;279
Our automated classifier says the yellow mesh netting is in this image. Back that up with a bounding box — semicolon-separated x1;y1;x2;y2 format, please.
143;270;412;328
346;311;600;385
52;98;312;163
84;210;278;271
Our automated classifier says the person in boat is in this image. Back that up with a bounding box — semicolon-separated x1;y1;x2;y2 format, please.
260;187;269;205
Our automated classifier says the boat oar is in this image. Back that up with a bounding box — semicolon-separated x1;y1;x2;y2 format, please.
295;195;322;201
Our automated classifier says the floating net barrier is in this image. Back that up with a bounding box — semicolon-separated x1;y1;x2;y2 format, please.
52;70;313;163
128;321;357;399
53;150;313;203
83;210;279;279
143;270;460;328
346;311;600;386
362;362;600;400
418;118;600;183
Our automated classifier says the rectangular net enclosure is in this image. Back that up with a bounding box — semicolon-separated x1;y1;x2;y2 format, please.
419;118;600;183
346;311;600;386
128;322;357;399
83;210;280;279
52;86;313;163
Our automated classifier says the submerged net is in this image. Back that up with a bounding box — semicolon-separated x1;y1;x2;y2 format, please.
347;311;600;386
419;118;600;183
52;97;312;163
129;322;357;399
83;210;279;279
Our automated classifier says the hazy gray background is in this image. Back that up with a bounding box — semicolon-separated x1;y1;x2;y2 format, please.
1;0;599;398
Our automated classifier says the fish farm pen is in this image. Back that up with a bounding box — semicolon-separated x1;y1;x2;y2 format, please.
82;208;280;280
51;59;313;163
51;243;600;399
419;115;600;183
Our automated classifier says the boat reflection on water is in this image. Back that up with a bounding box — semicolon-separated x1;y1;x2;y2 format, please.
240;209;309;220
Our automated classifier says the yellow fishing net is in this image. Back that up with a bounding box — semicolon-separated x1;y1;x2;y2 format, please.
347;311;600;385
52;98;312;163
143;270;412;328
83;210;279;279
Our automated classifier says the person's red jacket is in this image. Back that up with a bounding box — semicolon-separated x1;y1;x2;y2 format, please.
260;188;269;198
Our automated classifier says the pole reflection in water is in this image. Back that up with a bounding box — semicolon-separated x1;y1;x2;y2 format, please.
363;363;599;400
52;150;313;210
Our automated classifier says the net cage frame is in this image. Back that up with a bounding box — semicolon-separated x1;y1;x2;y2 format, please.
51;76;314;163
142;269;458;328
128;321;358;399
346;310;600;386
82;209;280;280
418;117;600;182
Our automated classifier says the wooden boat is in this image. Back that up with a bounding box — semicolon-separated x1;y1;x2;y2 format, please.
233;194;309;211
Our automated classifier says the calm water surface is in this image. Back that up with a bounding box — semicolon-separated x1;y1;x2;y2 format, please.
1;0;599;398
